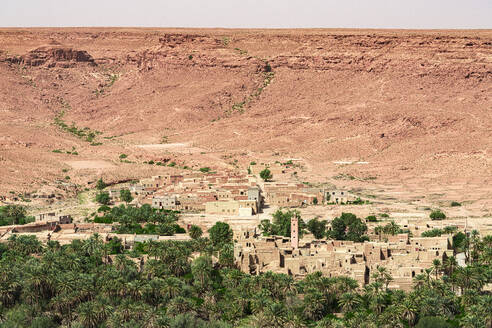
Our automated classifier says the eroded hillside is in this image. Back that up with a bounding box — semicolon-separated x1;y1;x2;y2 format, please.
0;28;491;200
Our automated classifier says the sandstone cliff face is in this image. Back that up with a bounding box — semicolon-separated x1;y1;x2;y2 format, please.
0;28;490;196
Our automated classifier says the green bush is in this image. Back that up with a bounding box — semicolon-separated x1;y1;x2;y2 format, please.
366;215;378;222
450;201;461;207
430;210;446;220
119;154;128;159
95;192;110;205
260;168;273;181
421;228;443;237
96;178;107;190
199;167;211;173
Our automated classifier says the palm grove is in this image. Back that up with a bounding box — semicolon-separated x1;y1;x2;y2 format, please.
0;209;490;327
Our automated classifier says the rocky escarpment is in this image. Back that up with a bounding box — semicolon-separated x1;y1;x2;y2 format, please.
6;46;95;68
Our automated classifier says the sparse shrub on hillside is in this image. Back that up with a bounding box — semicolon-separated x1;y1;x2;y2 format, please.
96;178;107;190
168;162;176;167
451;201;461;207
250;161;256;165
200;167;211;173
430;210;446;220
380;213;390;218
119;154;127;159
366;215;378;222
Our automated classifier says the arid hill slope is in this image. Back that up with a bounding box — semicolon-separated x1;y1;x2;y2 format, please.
0;28;491;197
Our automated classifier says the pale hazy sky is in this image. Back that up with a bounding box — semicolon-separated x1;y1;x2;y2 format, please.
2;0;491;29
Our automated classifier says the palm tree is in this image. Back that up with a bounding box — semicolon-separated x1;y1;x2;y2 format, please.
250;311;272;328
365;282;385;314
374;226;383;241
432;259;441;279
338;292;361;313
76;301;101;328
372;266;393;290
83;233;103;257
398;298;417;327
303;290;327;321
265;302;287;327
162;277;183;299
191;255;213;290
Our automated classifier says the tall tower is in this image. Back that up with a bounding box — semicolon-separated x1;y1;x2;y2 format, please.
291;213;299;249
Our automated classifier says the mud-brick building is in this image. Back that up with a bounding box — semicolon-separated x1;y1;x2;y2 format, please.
151;195;178;210
205;200;258;216
235;231;453;291
324;190;353;204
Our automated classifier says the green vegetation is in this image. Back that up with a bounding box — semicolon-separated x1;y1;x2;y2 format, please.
451;201;462;207
208;222;233;248
188;225;203;240
225;58;275;115
234;47;248;55
168;161;176;167
0;230;489;327
54;110;102;144
374;221;404;239
119;189;133;203
0;205;35;226
249;161;256;165
421;226;458;237
306;217;327;239
366;215;378;222
430;209;446;220
327;212;369;242
93;73;119;96
259;168;273;181
95;191;110;205
93;204;183;235
258;209;307;238
96;178;107;190
119;153;128;159
199;167;211;173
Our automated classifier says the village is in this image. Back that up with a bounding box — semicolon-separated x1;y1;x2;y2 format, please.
0;160;491;292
